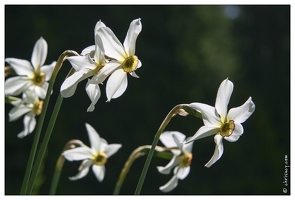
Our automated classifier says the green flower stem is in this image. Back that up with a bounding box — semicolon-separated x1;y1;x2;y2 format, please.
49;154;65;195
134;104;187;195
20;50;79;195
49;140;85;195
114;145;175;195
26;94;63;194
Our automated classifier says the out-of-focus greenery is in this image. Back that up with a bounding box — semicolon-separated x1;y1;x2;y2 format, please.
5;5;290;195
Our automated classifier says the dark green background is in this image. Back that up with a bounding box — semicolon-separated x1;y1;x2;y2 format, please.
5;5;290;195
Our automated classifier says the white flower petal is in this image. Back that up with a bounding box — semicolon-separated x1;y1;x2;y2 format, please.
105;144;122;158
9;105;31;121
60;69;95;98
17;113;36;138
189;103;221;127
69;160;92;181
96;27;126;60
123;18;142;56
186;126;219;143
183;141;194;154
224;122;244;142
63;146;93;161
81;45;95;56
5;58;34;76
5;76;31;96
94;44;105;65
130;71;139;78
159;175;178;193
85;123;102;151
94;20;106;35
106;68;127;101
215;78;234;122
31;37;48;69
86;82;101;112
67;55;96;71
92;165;105;182
34;84;48;99
69;167;89;181
205;134;224;167
227;97;255;124
41;61;55;81
92;61;120;83
176;166;190;180
160;131;185;155
157;156;180;175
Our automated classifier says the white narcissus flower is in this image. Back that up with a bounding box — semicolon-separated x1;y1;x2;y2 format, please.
62;123;122;182
186;78;255;167
8;90;44;138
157;131;194;192
60;21;119;112
95;18;142;101
5;37;55;99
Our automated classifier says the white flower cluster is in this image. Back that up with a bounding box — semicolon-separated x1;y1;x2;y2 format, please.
5;37;56;138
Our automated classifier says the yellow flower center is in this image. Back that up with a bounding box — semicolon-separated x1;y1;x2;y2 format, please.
32;71;46;86
179;152;193;168
33;100;44;116
93;152;108;166
220;120;235;137
122;55;138;73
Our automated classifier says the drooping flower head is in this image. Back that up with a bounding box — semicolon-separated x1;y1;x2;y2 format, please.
8;89;44;138
95;18;142;101
62;123;122;182
157;131;194;192
5;37;55;99
186;78;255;167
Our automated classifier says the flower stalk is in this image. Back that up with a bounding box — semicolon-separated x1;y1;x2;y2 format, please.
20;50;79;194
134;104;195;195
113;145;175;195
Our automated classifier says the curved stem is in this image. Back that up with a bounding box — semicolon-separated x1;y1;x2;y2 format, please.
134;104;187;195
20;50;79;194
113;145;175;195
49;140;84;194
27;94;63;194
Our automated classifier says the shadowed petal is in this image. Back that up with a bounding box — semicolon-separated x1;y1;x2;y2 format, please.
157;156;180;175
176;166;190;180
81;45;95;56
189;103;220;127
205;134;224;167
186;126;219;143
60;69;95;98
96;27;126;61
159;175;178;192
160;131;185;155
86;81;101;112
17;113;36;138
69;160;92;181
227;97;255;124
106;69;127;101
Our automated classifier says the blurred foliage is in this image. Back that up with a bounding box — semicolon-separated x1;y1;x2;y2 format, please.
4;5;290;195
